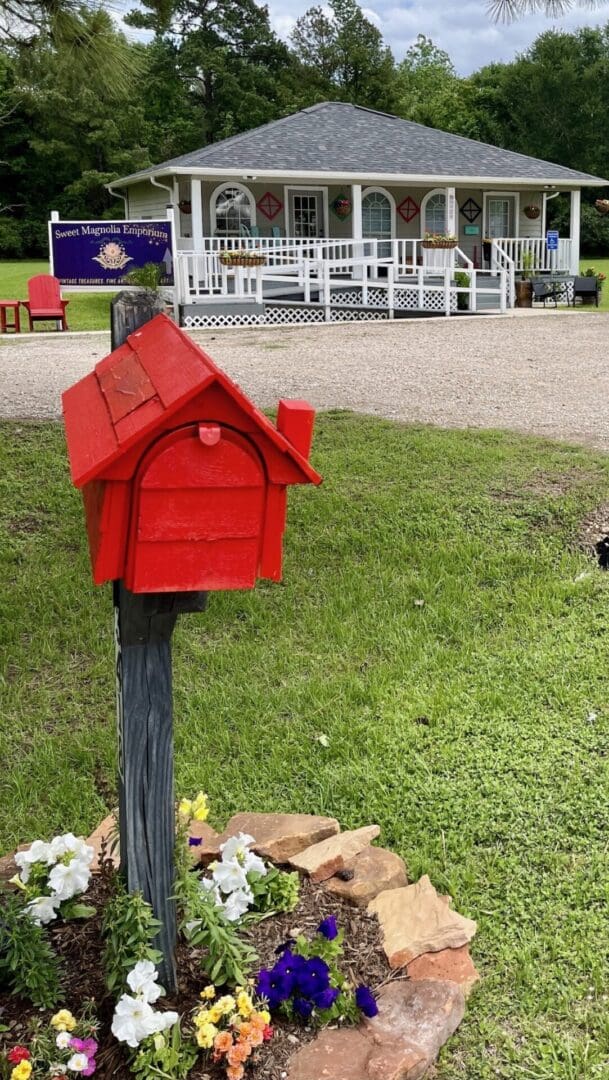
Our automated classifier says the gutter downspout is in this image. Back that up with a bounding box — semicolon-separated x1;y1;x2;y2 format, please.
107;184;128;215
541;189;560;240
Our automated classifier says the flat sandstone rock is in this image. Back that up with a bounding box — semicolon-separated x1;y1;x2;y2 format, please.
196;812;340;864
287;978;465;1080
323;846;407;905
289;825;381;883
368;875;477;968
407;944;480;998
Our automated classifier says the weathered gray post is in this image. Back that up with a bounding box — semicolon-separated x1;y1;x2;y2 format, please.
111;291;206;992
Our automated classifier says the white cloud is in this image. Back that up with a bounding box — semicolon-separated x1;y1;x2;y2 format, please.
267;0;609;73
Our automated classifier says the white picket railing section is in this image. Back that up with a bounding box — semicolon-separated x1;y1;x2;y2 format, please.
493;236;572;273
490;242;516;309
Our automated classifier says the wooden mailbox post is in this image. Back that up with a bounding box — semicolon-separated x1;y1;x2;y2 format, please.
62;308;321;988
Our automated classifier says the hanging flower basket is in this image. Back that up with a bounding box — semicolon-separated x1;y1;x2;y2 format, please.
595;198;609;215
219;250;266;267
523;204;540;220
422;233;458;249
178;200;192;215
332;196;352;220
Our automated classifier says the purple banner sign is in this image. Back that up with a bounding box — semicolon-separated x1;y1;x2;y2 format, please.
50;220;174;286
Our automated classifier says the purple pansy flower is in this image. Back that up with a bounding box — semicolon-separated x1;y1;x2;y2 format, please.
188;837;203;847
355;985;378;1018
256;967;294;1009
294;957;330;998
312;986;340;1010
317;916;338;941
293;997;314;1018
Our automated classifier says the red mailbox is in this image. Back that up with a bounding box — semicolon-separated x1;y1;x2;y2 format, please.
62;314;321;593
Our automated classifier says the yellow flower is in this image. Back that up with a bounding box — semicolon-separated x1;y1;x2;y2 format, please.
191;792;209;822
200;985;216;1000
236;990;254;1018
194;1009;211;1028
257;1009;270;1025
178;798;193;819
11;1063;32;1080
196;1022;218;1049
51;1009;77;1032
207;1004;223;1024
8;874;26;891
216;995;236;1016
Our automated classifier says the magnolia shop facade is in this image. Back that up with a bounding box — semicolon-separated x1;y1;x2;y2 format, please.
109;103;608;327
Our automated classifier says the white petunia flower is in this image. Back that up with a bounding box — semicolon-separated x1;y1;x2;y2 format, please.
67;1052;89;1072
127;960;162;1004
56;1031;71;1049
26;895;60;925
219;833;256;864
213;859;250;896
111;995;160;1048
14;840;53;882
49;834;95;866
152;1010;178;1034
49;858;91;901
223;888;253;922
199;878;222;906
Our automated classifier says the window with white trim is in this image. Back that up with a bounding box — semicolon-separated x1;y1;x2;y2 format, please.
362;190;392;240
213;185;253;236
424;192;446;234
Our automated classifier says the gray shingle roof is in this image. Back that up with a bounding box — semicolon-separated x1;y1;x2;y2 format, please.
119;102;607;185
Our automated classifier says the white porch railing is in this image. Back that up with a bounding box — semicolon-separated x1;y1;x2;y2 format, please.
176;246;507;319
491;242;516;309
493;236;572;273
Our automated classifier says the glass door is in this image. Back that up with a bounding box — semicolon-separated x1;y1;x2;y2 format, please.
486;196;515;239
362;190;393;259
289;190;324;238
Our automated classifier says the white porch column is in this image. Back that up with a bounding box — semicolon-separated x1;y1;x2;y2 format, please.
569;188;581;276
190;177;204;254
445;186;457;236
352;182;363;280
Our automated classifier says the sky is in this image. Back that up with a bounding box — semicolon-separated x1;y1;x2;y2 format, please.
268;0;609;74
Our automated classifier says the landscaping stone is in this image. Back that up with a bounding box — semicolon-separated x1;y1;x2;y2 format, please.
287;978;465;1080
407;944;480;998
322;846;408;905
288;825;381;883
86;812;119;871
368;875;477;968
196;812;339;864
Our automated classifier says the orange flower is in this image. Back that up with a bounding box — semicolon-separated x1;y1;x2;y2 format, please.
249;1012;267;1032
214;1031;233;1055
227;1067;244;1080
227;1041;251;1066
241;1024;263;1048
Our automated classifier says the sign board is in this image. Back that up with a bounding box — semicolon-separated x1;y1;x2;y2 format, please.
49;219;174;287
546;230;559;252
464;225;480;235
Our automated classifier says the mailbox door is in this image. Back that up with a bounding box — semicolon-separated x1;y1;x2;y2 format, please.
125;423;266;592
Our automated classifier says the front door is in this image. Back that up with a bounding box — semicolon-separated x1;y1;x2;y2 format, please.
486;195;516;239
362;189;393;259
289;190;324;238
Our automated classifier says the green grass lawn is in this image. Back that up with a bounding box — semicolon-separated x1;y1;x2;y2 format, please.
2;413;609;1076
0;259;113;332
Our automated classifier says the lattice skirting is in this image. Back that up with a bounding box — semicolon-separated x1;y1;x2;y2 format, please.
330;286;458;313
183;306;390;329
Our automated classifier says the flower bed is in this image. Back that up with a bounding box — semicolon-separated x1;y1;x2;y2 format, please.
0;802;477;1080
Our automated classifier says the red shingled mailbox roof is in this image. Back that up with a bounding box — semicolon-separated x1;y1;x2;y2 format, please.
63;314;321;488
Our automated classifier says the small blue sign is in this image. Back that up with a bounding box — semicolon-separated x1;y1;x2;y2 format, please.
546;230;559;251
50;220;174;287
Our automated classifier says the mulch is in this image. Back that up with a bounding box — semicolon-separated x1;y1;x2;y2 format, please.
0;868;394;1080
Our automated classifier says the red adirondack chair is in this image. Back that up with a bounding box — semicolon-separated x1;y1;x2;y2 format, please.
21;275;69;331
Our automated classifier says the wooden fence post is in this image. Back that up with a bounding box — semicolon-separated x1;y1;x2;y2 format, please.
111;291;207;992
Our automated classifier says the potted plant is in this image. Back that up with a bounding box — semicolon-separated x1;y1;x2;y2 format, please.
454;271;470;311
422;232;458;249
582;266;606;301
219;248;266;267
595;198;609;215
523;204;541;220
178;199;192;215
515;250;534;307
123;261;175;317
332;195;352;219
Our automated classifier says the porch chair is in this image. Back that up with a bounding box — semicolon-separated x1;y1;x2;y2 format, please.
571;276;599;307
239;224;260;238
531;279;559;308
21;275;69;331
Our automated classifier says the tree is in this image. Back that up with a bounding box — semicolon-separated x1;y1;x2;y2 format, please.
291;0;397;111
395;35;475;133
488;0;607;19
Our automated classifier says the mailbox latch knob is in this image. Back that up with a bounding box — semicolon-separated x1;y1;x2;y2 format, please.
198;423;221;446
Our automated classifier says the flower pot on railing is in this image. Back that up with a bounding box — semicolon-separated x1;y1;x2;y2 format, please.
523;205;540;220
219;251;266;268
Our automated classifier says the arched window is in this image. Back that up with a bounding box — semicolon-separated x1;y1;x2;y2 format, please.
362;188;394;241
211;183;255;237
423;191;447;235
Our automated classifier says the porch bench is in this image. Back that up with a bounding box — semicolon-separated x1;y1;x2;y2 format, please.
570;276;599;307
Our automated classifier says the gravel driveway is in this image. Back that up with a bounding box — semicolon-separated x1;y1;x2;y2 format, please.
2;311;609;451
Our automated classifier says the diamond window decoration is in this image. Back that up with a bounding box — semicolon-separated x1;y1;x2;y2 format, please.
397;196;420;223
256;191;282;221
460;198;481;223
